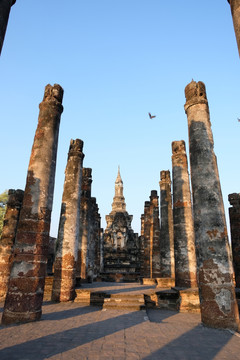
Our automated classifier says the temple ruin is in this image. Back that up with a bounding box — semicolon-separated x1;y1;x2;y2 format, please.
102;167;139;282
0;83;239;331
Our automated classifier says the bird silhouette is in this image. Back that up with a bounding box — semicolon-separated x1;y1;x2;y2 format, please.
238;118;240;122
148;112;156;119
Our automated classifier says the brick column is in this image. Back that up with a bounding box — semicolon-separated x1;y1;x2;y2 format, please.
228;193;240;288
227;0;240;57
149;191;161;278
0;189;24;300
0;0;16;55
184;80;239;330
77;168;92;282
172;141;198;288
159;170;175;278
139;214;145;277
2;84;64;325
52;139;84;302
143;201;151;278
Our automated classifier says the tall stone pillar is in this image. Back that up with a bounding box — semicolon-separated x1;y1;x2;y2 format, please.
2;84;64;325
159;171;175;278
78;168;92;282
52;139;84;302
139;214;145;277
184;80;239;330
0;0;16;55
0;189;24;300
172;141;198;288
149;190;161;278
143;201;151;278
227;0;240;57
228;193;240;288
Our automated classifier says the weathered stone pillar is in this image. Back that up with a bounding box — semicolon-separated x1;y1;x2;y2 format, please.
228;193;240;288
52;139;84;302
184;80;239;330
159;170;175;279
0;189;24;300
77;168;92;282
149;190;161;278
2;84;64;325
143;201;151;278
227;0;240;57
0;0;16;55
172;141;198;288
139;214;145;277
87;197;99;281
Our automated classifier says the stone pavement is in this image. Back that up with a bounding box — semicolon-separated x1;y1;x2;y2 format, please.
0;300;240;360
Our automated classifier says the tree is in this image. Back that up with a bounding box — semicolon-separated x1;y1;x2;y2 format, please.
0;190;8;238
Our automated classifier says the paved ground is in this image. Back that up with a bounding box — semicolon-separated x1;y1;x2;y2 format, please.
0;301;240;360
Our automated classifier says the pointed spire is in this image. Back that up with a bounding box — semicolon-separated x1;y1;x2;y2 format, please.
116;165;123;184
111;166;126;213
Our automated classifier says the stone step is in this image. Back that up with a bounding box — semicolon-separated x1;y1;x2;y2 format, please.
74;290;106;306
103;293;145;310
102;302;145;311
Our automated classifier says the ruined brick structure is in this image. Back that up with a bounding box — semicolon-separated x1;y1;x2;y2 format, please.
228;193;240;288
159;171;175;279
184;80;239;330
2;84;64;325
142;201;151;278
149;191;161;278
0;0;16;55
87;197;102;281
227;0;240;57
172;141;198;288
103;167;139;282
76;168;92;282
76;168;102;283
52;139;84;302
139;214;145;277
141;191;161;281
0;189;24;300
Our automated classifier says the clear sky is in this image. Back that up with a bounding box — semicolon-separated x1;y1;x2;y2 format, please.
0;1;239;238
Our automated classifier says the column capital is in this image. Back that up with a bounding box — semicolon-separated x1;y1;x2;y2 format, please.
184;80;208;112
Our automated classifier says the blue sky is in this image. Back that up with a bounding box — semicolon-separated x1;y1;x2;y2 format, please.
0;1;239;237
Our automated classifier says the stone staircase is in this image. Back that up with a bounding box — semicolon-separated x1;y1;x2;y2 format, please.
103;294;145;310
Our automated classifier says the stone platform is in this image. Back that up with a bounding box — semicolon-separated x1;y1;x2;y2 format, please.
73;282;200;313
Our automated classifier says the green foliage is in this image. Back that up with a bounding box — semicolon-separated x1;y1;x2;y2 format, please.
0;190;8;238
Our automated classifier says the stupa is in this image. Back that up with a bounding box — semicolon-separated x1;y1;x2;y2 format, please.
102;167;140;282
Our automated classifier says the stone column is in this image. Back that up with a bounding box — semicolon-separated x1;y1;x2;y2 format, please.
143;201;151;278
2;84;64;325
159;171;175;278
0;189;24;300
184;80;239;330
149;190;161;278
139;214;145;277
227;0;240;57
228;193;240;288
77;168;92;282
87;197;98;281
0;0;16;55
52;139;84;302
172;141;198;288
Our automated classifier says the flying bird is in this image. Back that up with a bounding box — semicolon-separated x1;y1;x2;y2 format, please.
148;112;156;119
238;118;240;122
